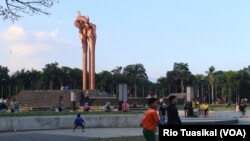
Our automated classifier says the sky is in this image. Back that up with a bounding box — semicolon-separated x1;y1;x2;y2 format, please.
1;0;250;82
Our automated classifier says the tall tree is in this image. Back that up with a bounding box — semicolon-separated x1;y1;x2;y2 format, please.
173;63;191;93
0;65;10;97
123;64;148;97
206;66;215;103
1;0;59;22
0;65;9;82
42;62;61;90
166;70;178;93
68;68;82;90
223;71;235;103
111;66;124;95
194;74;204;99
157;76;167;97
96;71;112;93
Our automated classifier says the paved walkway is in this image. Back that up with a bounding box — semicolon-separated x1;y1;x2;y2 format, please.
0;128;143;141
1;118;250;141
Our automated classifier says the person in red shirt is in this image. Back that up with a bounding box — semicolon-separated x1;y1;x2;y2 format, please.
141;97;160;141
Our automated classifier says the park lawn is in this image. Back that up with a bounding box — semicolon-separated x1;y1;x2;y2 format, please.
85;136;145;141
209;104;250;111
0;104;249;117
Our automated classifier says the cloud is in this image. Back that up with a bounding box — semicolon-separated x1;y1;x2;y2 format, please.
35;30;59;40
2;25;26;41
0;25;74;73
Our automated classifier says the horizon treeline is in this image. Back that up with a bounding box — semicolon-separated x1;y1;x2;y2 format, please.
0;62;250;104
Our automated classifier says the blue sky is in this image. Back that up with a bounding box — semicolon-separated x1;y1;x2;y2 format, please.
1;0;250;82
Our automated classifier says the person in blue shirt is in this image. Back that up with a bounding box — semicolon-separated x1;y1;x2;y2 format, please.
73;113;85;132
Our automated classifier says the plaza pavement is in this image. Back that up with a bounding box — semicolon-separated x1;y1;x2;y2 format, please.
0;118;250;141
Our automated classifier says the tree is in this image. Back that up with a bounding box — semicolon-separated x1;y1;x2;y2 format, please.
1;0;59;22
166;70;178;93
11;69;27;94
206;66;215;103
96;71;113;93
157;76;167;97
193;74;204;99
68;68;82;90
173;63;191;93
111;66;124;95
223;71;235;103
123;64;148;97
42;62;61;90
214;71;224;100
0;65;10;97
0;65;9;83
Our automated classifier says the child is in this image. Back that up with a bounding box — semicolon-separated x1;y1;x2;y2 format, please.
73;113;85;132
141;97;160;141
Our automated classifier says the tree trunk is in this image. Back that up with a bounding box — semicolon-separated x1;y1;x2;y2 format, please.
211;85;214;104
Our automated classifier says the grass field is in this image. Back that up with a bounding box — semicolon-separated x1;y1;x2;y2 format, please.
0;104;249;117
209;104;250;111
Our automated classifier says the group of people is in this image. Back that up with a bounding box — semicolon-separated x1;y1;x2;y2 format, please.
103;100;130;112
184;99;209;117
236;99;248;117
141;95;181;141
0;97;19;113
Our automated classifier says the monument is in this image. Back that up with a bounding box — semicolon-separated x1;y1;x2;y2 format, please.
74;11;97;90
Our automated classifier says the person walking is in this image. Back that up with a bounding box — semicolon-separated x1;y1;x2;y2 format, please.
166;95;181;125
141;97;160;141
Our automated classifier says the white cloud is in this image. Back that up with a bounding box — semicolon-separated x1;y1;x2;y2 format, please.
35;30;59;40
10;44;36;57
2;25;26;41
0;25;74;72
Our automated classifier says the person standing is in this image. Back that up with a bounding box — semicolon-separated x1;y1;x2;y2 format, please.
166;95;181;125
202;102;209;117
73;113;85;132
159;100;167;125
141;97;160;141
239;101;247;117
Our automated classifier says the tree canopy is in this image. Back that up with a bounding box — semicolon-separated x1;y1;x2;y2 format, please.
1;0;58;22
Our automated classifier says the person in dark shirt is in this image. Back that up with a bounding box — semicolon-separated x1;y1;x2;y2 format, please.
159;101;167;125
73;113;85;132
166;95;181;125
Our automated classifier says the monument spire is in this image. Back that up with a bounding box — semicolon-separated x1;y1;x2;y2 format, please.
74;11;96;90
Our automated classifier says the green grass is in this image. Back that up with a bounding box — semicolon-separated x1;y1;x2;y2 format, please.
85;136;145;141
209;104;250;111
0;104;249;117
